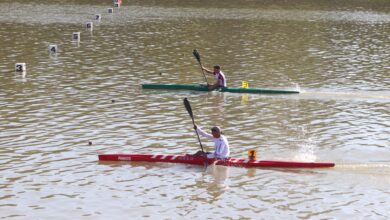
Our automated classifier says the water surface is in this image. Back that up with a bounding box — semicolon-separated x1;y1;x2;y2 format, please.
0;0;389;219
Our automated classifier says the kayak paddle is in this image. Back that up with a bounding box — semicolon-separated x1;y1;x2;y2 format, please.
192;49;209;85
183;97;207;167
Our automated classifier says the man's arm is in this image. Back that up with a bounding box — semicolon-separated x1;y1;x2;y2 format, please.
196;127;214;140
202;66;213;74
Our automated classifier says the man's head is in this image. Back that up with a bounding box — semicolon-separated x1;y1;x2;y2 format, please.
211;126;221;138
213;65;221;73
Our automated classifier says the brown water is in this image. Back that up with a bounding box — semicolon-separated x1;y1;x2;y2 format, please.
0;0;389;219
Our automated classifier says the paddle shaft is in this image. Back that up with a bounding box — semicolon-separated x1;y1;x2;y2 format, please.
198;63;208;85
193;49;209;85
190;115;205;153
183;98;205;154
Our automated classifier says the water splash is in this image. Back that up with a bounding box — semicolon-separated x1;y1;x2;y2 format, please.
292;126;318;162
298;90;390;102
294;83;301;92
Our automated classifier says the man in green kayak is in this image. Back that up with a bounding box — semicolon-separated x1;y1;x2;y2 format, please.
193;124;230;159
202;65;227;90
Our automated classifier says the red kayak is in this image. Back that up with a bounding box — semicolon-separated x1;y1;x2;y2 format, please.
98;154;335;168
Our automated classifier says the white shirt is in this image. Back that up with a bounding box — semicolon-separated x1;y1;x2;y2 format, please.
196;127;230;159
213;71;227;87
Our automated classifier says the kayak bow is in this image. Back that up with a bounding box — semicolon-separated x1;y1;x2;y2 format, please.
98;154;335;168
142;84;299;94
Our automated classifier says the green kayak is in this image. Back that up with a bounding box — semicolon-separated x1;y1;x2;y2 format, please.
142;84;300;94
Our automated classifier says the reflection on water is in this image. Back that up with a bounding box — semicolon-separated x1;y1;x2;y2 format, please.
0;0;389;219
206;165;230;197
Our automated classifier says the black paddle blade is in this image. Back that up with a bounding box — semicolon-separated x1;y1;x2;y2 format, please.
193;49;201;63
183;98;193;118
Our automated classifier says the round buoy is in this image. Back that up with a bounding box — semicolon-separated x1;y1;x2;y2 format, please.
111;100;115;103
88;141;92;146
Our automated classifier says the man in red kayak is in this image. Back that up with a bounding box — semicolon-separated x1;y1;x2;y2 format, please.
202;65;227;90
193;124;230;159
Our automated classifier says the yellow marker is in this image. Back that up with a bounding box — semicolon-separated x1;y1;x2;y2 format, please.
242;81;248;89
248;149;257;160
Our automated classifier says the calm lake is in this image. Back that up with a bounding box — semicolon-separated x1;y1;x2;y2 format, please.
0;0;389;219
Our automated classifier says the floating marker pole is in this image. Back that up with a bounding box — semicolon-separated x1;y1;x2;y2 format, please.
242;81;249;89
15;63;26;72
248;149;257;160
49;44;57;54
241;81;249;103
86;22;93;31
72;32;80;42
95;14;101;22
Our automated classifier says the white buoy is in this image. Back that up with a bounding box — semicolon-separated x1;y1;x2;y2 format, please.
95;14;101;22
49;44;58;54
108;8;113;14
72;32;80;42
86;22;93;31
15;63;26;72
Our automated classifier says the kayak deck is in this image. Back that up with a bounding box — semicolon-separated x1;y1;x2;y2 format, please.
142;84;300;94
98;154;335;168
